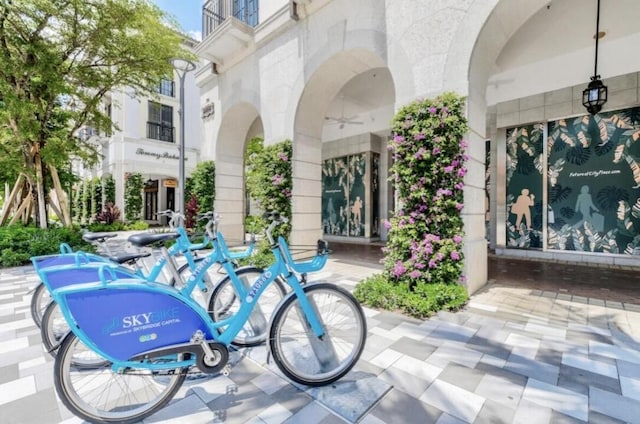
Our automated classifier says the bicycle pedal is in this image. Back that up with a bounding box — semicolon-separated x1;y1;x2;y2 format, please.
221;363;232;376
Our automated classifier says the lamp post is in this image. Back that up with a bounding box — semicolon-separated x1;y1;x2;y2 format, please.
170;58;196;214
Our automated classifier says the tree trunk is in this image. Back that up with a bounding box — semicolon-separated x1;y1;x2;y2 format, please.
0;175;24;226
33;151;48;229
49;165;72;227
9;195;31;226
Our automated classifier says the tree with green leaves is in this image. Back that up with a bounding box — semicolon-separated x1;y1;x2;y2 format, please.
0;0;194;228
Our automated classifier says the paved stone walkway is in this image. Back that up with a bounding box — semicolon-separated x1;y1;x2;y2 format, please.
1;250;640;423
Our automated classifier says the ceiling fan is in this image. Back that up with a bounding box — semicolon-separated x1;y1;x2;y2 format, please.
325;96;364;129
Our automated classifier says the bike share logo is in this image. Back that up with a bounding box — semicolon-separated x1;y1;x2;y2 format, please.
102;307;182;337
245;271;272;303
188;257;212;283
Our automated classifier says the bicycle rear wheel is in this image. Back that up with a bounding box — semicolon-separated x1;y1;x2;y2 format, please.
208;267;286;347
54;333;186;424
40;301;67;358
269;283;366;386
30;282;50;328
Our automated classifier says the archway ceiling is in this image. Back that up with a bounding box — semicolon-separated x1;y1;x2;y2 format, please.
487;0;640;105
496;0;637;71
325;68;394;116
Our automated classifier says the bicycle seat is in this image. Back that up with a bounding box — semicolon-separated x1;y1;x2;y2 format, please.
128;232;179;248
108;252;152;265
82;232;118;243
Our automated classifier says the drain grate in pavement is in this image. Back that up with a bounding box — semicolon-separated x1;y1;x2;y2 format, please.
305;371;392;423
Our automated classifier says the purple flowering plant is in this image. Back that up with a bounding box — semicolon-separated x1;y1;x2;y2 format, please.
354;93;469;318
383;92;468;287
245;138;293;240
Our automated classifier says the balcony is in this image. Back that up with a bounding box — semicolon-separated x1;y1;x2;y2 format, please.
197;0;258;64
147;122;175;143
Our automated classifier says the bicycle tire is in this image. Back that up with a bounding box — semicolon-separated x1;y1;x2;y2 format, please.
208;266;286;347
40;301;66;358
30;282;50;328
54;333;186;424
268;283;366;386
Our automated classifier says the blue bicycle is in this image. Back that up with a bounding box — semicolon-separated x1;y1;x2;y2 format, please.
36;211;261;356
30;210;210;328
44;213;366;423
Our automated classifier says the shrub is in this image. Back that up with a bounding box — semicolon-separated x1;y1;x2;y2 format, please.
95;202;121;225
0;225;94;267
353;273;468;319
87;221;125;232
185;194;199;229
124;220;149;231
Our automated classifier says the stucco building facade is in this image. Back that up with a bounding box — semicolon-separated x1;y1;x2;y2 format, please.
194;0;640;294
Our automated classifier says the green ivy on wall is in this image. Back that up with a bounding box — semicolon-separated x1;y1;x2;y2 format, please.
245;139;292;241
124;173;143;222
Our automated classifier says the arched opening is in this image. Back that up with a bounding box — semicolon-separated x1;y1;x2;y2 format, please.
291;50;396;247
467;0;640;282
215;102;263;241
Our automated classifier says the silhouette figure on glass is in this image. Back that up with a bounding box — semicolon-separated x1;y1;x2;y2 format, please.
573;185;600;230
351;196;362;224
511;188;535;230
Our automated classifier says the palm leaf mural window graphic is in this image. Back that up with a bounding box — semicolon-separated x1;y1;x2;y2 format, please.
547;106;640;254
505;124;544;249
321;153;367;237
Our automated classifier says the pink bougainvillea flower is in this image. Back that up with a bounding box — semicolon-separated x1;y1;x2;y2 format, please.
409;270;421;279
450;251;460;260
444;165;454;173
277;152;289;161
453;235;463;244
392;261;406;277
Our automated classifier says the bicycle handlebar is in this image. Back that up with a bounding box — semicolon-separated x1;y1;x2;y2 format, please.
157;210;184;230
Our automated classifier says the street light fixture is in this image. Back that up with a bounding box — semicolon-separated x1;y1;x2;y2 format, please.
170;57;197;214
582;0;607;115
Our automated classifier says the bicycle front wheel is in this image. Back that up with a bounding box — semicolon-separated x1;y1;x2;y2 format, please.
54;333;186;424
208;266;286;347
269;283;366;386
30;282;50;328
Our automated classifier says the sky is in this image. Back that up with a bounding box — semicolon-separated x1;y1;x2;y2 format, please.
152;0;203;41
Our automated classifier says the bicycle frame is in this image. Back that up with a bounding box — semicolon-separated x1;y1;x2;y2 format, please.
45;227;326;373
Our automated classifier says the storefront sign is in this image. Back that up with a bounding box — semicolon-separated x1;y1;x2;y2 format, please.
135;148;186;161
164;179;177;188
202;102;215;119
